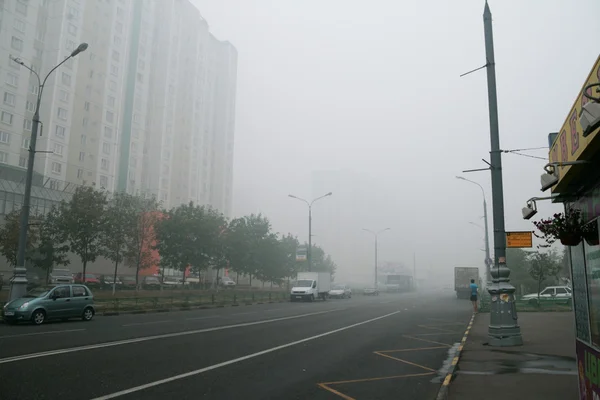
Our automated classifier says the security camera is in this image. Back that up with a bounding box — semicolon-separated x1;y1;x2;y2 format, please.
541;172;559;192
522;203;538;220
581;101;600;138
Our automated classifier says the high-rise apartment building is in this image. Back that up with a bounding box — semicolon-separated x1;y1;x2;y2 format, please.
0;0;236;216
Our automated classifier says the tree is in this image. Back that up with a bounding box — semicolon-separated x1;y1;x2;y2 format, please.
527;251;561;305
100;192;136;294
154;202;225;282
0;209;39;267
30;206;70;283
124;195;161;288
253;234;287;286
60;186;107;278
279;234;300;280
296;244;337;277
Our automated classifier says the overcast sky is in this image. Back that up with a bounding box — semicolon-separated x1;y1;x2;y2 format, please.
192;0;599;283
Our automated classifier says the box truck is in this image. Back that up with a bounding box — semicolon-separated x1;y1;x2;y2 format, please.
290;272;332;302
455;267;480;299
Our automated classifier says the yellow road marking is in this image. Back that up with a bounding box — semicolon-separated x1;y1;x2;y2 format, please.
402;335;452;347
443;374;452;386
317;383;357;400
451;356;459;366
374;351;436;372
417;324;456;333
320;371;435;386
412;332;458;336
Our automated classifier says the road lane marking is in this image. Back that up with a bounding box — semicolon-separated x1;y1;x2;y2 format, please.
0;309;340;365
122;320;172;327
374;351;436;372
90;310;401;400
231;312;256;316
0;328;85;339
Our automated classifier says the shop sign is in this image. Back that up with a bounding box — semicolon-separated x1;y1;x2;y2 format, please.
296;246;307;262
550;55;600;193
577;339;600;399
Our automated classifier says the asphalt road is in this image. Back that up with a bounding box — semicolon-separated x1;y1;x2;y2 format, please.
0;289;472;400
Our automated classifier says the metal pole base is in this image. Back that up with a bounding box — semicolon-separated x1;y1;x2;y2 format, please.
8;266;29;302
487;281;523;347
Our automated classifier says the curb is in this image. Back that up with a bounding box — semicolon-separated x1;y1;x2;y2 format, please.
435;313;475;400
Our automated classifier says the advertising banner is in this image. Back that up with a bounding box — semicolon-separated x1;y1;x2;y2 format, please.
577;339;600;399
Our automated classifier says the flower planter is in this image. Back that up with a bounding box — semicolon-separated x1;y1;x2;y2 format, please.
559;234;582;247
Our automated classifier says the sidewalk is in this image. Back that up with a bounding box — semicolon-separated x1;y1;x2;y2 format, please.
446;312;578;400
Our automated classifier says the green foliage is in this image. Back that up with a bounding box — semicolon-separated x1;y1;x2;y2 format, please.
506;248;564;296
60;186;107;277
296;244;337;277
30;206;70;282
0;209;39;267
527;251;562;300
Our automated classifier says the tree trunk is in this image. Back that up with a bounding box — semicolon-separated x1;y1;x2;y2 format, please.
537;275;542;307
45;267;51;285
112;257;119;296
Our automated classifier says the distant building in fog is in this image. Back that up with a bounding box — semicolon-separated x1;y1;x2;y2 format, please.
0;0;236;217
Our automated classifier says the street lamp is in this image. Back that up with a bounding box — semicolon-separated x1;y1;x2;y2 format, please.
362;228;390;290
8;43;88;301
288;192;332;272
456;176;492;284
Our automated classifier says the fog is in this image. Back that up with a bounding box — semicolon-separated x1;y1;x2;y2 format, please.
193;0;600;284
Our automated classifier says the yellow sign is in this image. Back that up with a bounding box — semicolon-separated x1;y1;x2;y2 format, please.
550;55;600;193
506;231;533;248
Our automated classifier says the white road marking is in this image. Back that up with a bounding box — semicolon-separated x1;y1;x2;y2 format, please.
232;312;256;316
0;309;340;365
122;320;173;327
0;328;85;339
90;310;401;400
185;316;222;321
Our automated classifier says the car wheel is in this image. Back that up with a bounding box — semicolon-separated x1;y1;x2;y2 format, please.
31;309;46;325
82;307;95;321
310;294;315;302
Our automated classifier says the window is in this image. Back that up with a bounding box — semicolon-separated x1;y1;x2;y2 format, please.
106;111;114;123
114;35;122;46
3;92;16;106
53;143;63;155
115;22;123;33
68;23;77;35
109;81;117;91
57;107;68;120
6;73;18;87
23;119;32;131
110;65;118;77
68;6;79;19
117;7;124;17
0;131;10;144
30;84;39;95
22;137;30;149
84;102;90;111
77;169;84;179
102;143;110;154
107;96;115;108
1;111;13;125
133;114;140;123
72;286;87;297
82;117;88;127
19;156;27;168
49;180;61;190
16;1;28;16
81;135;87;145
89;70;94;79
104;127;113;138
26;101;35;112
66;40;75;52
63;58;73;70
55;125;66;138
555;287;568;295
52;286;70;299
79;152;85;162
539;288;554;296
100;175;108;188
0;151;8;164
51;162;62;174
14;19;26;33
59;90;69;102
61;72;71;86
9;58;21;69
101;158;109;170
11;36;24;51
112;51;120;62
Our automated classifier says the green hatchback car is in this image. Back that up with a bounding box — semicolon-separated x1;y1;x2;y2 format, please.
2;284;95;325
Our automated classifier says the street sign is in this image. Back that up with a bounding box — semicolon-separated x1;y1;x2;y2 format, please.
506;231;533;248
296;246;307;262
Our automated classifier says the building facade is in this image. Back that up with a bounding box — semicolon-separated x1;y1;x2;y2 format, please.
533;54;600;399
0;0;236;216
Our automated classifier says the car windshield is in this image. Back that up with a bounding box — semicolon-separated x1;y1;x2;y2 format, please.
23;288;50;298
146;277;159;282
296;280;313;287
85;274;97;278
332;285;344;290
53;270;71;276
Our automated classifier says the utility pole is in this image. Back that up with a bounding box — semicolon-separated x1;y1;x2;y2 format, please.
482;197;491;284
413;252;416;290
483;0;523;346
362;228;391;290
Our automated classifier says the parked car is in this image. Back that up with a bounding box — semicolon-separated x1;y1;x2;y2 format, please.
363;287;380;296
99;274;122;290
119;275;138;290
142;276;162;290
26;273;43;290
329;284;352;299
521;285;572;305
48;269;74;284
162;276;188;287
74;273;101;287
2;284;95;325
220;276;236;288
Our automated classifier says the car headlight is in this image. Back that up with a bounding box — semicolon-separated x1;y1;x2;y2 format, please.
18;302;30;310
